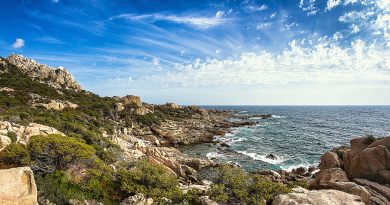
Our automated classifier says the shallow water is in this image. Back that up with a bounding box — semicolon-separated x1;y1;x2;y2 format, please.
180;106;390;171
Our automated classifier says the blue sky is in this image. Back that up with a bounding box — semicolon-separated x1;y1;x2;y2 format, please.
0;0;389;105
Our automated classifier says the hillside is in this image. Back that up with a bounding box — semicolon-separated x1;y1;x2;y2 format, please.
1;54;296;204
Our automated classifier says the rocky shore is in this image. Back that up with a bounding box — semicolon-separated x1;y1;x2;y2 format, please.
1;54;389;205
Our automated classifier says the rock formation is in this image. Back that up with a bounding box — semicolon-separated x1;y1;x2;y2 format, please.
0;167;38;205
32;99;78;111
6;54;81;91
0;121;65;148
272;187;365;205
313;136;390;205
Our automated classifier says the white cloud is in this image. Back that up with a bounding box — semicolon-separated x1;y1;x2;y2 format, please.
247;4;268;11
270;12;277;19
152;57;160;66
259;4;268;11
256;22;272;30
299;0;319;16
326;0;341;11
215;11;224;18
215;49;221;54
344;0;358;5
351;24;360;33
12;38;25;49
110;13;227;29
52;0;59;3
122;39;390;90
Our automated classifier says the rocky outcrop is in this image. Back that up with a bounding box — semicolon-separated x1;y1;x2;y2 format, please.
32;99;78;111
321;136;390;184
272;187;365;205
0;167;38;205
0;121;65;146
354;178;390;205
6;54;81;91
314;136;390;205
165;102;182;109
120;194;153;205
121;95;143;107
140;146;212;180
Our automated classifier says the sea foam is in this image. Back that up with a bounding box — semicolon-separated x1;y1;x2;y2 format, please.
236;151;285;164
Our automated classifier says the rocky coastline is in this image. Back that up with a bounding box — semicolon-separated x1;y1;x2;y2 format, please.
0;54;389;205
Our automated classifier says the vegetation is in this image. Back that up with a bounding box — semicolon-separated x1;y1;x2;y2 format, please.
363;134;376;145
204;165;292;204
7;131;17;143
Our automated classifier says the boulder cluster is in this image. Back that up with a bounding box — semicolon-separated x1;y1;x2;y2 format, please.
309;136;390;205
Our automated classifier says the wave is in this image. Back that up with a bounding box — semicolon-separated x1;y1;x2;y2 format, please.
219;137;245;145
279;163;318;172
236;151;285;164
206;152;225;159
238;111;248;113
272;115;285;118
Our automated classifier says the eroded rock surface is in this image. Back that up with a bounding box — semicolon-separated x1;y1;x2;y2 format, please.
272;187;365;205
6;54;81;91
0;167;38;205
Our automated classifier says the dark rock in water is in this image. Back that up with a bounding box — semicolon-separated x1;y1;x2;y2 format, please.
219;142;230;147
266;153;278;160
292;167;307;176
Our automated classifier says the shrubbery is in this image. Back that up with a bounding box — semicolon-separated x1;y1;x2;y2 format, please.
0;143;29;168
118;160;183;203
205;165;292;204
28;134;97;172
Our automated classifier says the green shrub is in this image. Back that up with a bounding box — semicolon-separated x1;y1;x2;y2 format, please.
118;160;182;203
36;171;86;205
7;131;17;143
207;165;291;204
210;184;228;203
28;134;96;172
0;143;29;168
364;135;376;145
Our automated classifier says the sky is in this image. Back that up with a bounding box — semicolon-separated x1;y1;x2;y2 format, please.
0;0;389;105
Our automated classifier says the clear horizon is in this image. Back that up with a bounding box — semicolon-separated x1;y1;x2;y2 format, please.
1;0;389;105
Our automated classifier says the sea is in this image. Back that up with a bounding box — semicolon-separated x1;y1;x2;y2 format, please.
179;106;390;172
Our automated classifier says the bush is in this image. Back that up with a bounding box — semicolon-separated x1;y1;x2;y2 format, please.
364;135;376;145
118;160;182;203
28;134;97;172
207;165;291;204
7;131;17;143
0;143;29;168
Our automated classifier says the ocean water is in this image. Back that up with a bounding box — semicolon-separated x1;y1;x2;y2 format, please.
180;106;390;172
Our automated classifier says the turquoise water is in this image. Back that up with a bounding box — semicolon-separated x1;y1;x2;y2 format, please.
180;106;390;171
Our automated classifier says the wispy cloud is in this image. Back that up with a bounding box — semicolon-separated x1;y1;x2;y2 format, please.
35;36;64;44
247;4;268;12
109;12;228;29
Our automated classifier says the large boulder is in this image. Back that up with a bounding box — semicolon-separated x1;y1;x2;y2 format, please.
272;187;365;205
0;167;38;205
121;95;143;107
165;103;182;109
310;168;370;204
310;168;349;188
345;137;390;183
320;152;341;170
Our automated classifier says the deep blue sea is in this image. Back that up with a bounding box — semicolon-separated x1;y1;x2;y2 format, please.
180;106;390;172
